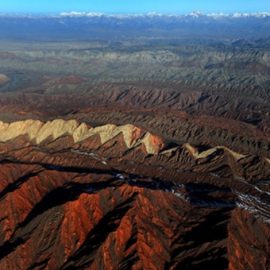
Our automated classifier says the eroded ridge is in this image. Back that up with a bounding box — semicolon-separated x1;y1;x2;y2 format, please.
0;119;164;154
0;119;269;269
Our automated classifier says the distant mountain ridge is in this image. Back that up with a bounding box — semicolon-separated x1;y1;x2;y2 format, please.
59;11;270;19
1;11;270;19
0;12;270;41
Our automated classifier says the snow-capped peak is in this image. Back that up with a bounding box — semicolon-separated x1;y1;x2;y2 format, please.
59;11;105;17
58;11;270;19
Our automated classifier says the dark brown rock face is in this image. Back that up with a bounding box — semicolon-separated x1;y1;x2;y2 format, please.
228;209;270;270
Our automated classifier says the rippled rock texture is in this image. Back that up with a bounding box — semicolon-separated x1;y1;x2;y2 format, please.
0;119;269;269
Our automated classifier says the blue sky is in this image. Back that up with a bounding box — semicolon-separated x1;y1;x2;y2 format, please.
1;0;270;14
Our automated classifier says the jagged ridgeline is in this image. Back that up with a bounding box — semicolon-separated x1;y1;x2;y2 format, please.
0;118;269;269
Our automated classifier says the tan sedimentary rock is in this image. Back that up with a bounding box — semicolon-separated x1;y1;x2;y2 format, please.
141;132;165;155
0;120;43;142
0;119;254;158
35;119;79;144
184;143;246;161
0;119;164;155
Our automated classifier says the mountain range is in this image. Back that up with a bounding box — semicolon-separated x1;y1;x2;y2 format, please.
0;12;270;40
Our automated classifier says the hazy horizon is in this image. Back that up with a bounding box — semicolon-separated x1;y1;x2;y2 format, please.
1;0;270;14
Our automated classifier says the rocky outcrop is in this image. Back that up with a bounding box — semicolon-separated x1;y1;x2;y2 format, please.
0;119;164;155
184;143;246;161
